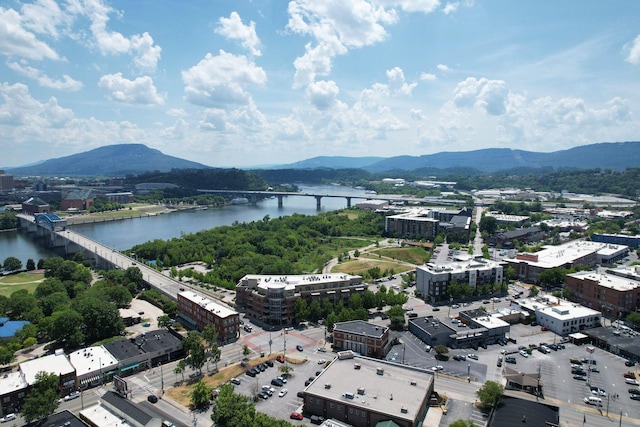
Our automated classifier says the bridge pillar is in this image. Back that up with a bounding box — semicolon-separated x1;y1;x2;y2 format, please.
277;195;283;208
346;197;351;208
315;196;322;210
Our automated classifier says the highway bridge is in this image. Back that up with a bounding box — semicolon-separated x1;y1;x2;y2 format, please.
17;213;186;299
197;188;465;209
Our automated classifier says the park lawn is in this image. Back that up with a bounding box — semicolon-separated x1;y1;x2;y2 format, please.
0;271;44;297
367;246;431;265
331;258;408;276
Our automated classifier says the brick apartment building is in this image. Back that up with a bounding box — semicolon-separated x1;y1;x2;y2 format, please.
332;320;391;358
177;291;239;343
565;270;640;318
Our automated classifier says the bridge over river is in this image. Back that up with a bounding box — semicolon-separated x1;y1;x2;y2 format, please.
197;188;464;209
17;213;186;299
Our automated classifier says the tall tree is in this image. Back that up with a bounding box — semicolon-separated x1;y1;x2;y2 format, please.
190;379;213;409
21;371;60;423
2;256;22;271
476;380;504;409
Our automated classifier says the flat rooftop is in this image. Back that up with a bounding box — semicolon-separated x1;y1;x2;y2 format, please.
507;240;627;268
0;371;27;396
179;291;237;318
567;271;640;292
20;353;75;385
79;403;133;427
68;346;118;379
333;320;388;338
239;273;362;292
305;355;433;423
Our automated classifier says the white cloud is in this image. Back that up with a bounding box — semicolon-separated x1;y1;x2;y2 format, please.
307;80;339;110
182;50;266;108
166;108;188;118
420;72;436;81
8;62;82;91
81;0;161;71
228;100;267;132
287;0;400;88
274;116;308;140
215;12;262;56
623;34;640;65
436;63;450;71
98;73;165;105
442;2;459;14
199;108;227;132
453;77;508;115
386;67;417;96
21;0;70;38
0;7;60;60
410;108;425;120
374;0;440;13
161;118;188;140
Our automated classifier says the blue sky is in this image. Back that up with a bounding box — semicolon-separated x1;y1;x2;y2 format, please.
2;0;640;168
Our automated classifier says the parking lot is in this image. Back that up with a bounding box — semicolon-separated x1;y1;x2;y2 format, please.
222;347;331;425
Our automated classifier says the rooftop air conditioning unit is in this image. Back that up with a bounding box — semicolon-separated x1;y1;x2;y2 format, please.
376;367;384;375
357;387;365;395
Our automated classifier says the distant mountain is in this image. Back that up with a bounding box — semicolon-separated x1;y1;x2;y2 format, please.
7;144;210;176
295;142;640;173
278;156;385;170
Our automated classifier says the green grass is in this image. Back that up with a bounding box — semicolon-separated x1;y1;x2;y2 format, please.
366;246;431;264
0;272;44;297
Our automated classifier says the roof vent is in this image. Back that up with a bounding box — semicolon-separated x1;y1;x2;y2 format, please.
354;363;361;370
401;406;408;413
376;367;384;375
357;387;365;395
325;383;331;389
410;380;417;386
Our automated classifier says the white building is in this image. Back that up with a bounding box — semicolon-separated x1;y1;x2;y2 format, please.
68;346;118;387
514;296;601;336
20;349;76;393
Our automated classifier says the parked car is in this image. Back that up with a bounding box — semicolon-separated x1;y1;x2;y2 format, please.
277;376;288;384
297;391;304;398
64;391;81;401
147;395;159;403
590;386;607;397
588;366;600;373
290;412;304;420
625;378;639;386
318;359;326;364
453;354;466;361
246;370;256;377
628;388;640;395
276;356;285;363
505;356;516;364
266;360;274;367
0;414;16;423
519;350;529;358
624;372;636;379
230;377;241;385
432;307;441;311
467;354;478;360
296;345;304;351
573;375;588;381
625;360;636;367
279;388;288;397
271;378;284;387
431;365;444;371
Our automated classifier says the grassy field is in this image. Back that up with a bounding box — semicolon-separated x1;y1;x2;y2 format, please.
0;271;44;297
367;246;431;265
331;259;411;276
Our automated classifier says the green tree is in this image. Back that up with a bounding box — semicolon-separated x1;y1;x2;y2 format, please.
50;309;85;349
529;286;539;297
183;331;206;375
175;359;186;383
449;421;477;427
72;297;124;342
434;344;449;360
26;258;36;271
21;371;60;423
243;345;250;356
202;325;221;373
293;298;309;323
157;314;172;328
387;305;406;330
191;379;213;409
479;216;498;235
211;384;256;427
626;312;640;328
476;380;504;409
2;256;22;271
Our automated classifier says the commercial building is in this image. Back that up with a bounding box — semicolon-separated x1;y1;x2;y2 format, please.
0;371;27;417
236;274;364;326
504;240;628;283
19;350;77;394
303;352;434;427
484;212;530;226
177;291;239;342
513;296;601;336
565;271;640;318
68;346;118;388
415;258;505;302
21;196;50;215
60;190;94;212
408;316;457;349
332;320;391;358
0;171;13;192
485;227;546;248
591;233;640;249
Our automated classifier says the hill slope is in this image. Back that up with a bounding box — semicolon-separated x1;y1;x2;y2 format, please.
7;144;210;176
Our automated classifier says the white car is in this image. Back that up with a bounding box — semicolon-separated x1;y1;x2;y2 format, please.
519;350;529;358
467;354;478;360
64;391;81;401
0;414;16;423
279;388;288;397
626;378;639;385
431;365;444;371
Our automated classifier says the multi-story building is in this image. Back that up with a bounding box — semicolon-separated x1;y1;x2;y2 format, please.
565;271;640;318
504;240;628;283
415;258;505;302
0;171;13;192
20;349;77;395
591;233;640;249
60;190;94;212
236;274;364;326
302;352;434;427
485;227;546;248
21;196;50;214
332;320;391;358
177;291;239;342
385;211;439;240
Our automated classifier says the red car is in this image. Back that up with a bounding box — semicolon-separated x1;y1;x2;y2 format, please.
541;326;549;331
624;372;636;379
276;356;285;363
290;412;303;420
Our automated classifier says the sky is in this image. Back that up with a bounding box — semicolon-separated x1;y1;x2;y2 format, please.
1;0;640;169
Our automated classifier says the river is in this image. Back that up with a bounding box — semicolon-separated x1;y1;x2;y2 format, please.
0;184;367;264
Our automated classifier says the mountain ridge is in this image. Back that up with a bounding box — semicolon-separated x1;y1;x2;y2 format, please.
5;141;640;176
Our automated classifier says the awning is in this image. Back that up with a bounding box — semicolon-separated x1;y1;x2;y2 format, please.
81;375;100;385
120;363;140;372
